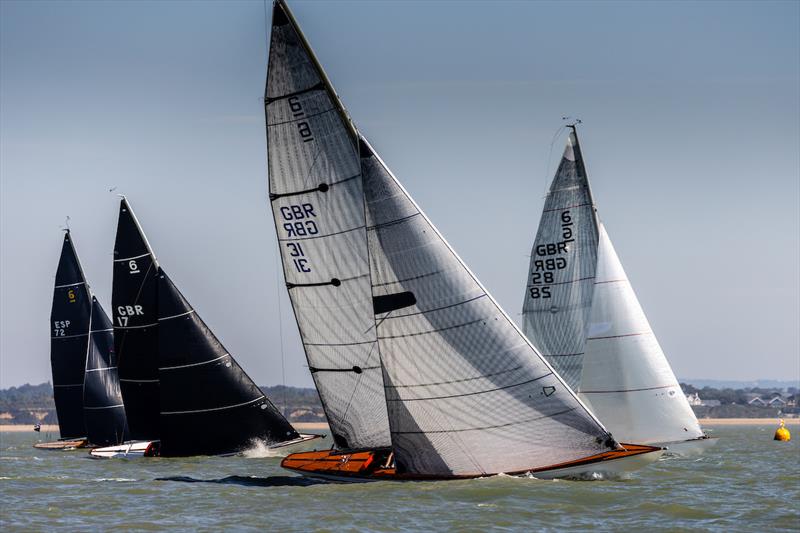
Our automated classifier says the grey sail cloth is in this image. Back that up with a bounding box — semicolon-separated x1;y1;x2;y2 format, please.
266;1;614;475
265;2;391;451
521;131;598;391
361;139;614;476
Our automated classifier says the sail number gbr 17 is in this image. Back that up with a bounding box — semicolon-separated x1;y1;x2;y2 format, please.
529;209;574;299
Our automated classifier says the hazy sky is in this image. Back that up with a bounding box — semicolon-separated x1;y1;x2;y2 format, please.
1;0;798;389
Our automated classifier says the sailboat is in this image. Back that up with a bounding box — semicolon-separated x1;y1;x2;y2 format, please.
520;125;716;456
91;198;319;458
35;231;128;450
266;0;663;481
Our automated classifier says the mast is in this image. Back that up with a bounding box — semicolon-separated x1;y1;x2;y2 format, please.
50;231;91;440
156;267;299;456
112;198;161;440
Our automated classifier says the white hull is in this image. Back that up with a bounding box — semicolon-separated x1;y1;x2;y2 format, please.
659;437;718;457
532;448;664;480
90;441;159;459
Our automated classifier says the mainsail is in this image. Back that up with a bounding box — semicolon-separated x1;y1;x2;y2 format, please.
267;1;620;477
112;198;160;440
265;1;390;451
50;231;91;439
83;296;129;446
157;268;299;456
521;128;704;444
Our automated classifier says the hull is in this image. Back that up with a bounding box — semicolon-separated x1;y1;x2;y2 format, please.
281;443;664;482
33;439;89;451
659;436;718;457
89;441;160;458
89;434;321;459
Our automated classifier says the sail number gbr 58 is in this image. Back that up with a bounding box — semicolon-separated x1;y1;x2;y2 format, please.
529;209;574;299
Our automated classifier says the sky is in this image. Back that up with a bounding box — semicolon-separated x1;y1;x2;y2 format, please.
1;0;798;389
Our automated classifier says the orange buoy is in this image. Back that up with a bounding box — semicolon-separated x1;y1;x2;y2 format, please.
774;419;791;441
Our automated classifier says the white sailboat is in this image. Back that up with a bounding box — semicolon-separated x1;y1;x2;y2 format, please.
521;125;716;456
266;0;664;480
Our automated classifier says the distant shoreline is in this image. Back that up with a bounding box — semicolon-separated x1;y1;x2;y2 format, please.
1;419;796;434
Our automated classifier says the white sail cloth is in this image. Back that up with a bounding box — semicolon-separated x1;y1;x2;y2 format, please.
578;224;703;443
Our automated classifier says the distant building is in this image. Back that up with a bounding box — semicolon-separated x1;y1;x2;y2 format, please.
748;397;768;407
686;393;721;407
768;396;787;407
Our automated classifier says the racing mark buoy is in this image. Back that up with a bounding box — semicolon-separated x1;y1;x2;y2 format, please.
774;419;791;441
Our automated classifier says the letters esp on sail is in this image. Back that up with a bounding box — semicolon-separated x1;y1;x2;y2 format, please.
157;268;299;456
113;198;161;441
83;296;129;446
50;231;91;440
266;0;619;476
521;128;704;445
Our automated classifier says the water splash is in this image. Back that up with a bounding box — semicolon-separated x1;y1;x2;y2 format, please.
241;439;284;458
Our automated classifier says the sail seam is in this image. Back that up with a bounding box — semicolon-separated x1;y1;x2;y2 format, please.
115;322;158;330
277;224;365;242
377;318;485;340
120;379;159;383
387;373;552;402
587;332;650;340
89;328;114;333
381;294;486;319
113;252;151;262
386;366;523;389
581;384;676;394
267;107;335;127
305;340;376;347
158;310;195;321
85;366;117;373
392;407;578;435
545;352;585;357
52;332;89;339
371;270;442;287
84;404;125;410
161;396;265;415
159;354;229;371
594;279;627;285
264;81;325;104
527;276;594;288
542;202;592;213
366;213;420;231
54;281;86;288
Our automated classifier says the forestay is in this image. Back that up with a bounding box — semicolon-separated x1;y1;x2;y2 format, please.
265;2;391;451
157;268;299;456
521;131;598;391
113;198;160;441
579;224;704;443
50;231;91;440
83;297;129;446
361;138;615;476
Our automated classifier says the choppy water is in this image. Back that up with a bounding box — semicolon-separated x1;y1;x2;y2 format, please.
1;425;797;531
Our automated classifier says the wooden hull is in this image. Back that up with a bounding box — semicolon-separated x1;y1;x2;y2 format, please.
281;443;664;482
33;439;90;451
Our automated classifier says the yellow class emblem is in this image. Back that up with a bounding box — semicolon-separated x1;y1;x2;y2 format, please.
67;289;76;303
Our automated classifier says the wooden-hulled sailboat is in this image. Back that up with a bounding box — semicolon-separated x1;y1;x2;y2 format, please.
520;125;716;456
91;198;319;458
267;0;663;481
36;231;128;450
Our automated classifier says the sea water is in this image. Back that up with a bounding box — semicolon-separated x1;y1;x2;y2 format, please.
1;425;797;531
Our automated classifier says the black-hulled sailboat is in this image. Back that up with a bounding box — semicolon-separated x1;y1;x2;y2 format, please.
91;198;318;458
268;0;662;481
36;231;128;450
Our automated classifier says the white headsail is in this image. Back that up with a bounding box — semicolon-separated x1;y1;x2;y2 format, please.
522;128;704;445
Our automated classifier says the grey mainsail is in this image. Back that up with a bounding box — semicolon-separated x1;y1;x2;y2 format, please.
521;131;598;391
265;1;390;451
266;1;618;476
